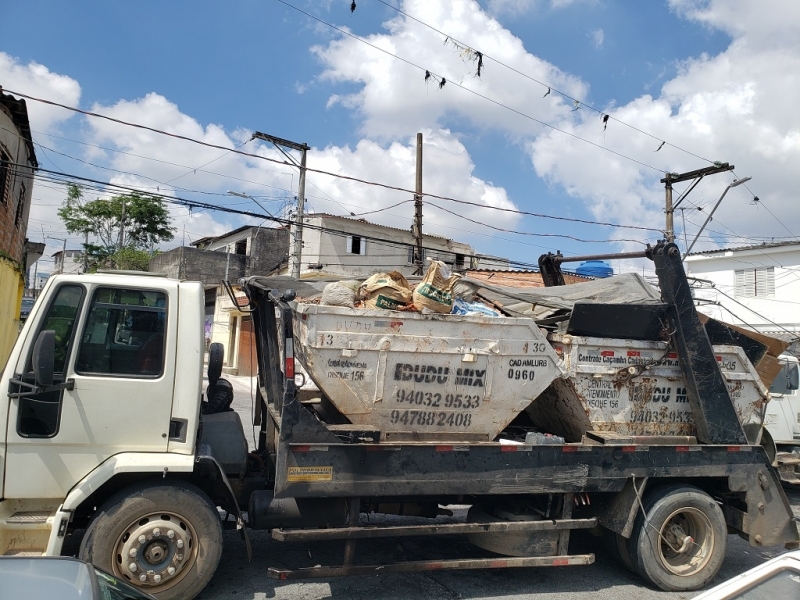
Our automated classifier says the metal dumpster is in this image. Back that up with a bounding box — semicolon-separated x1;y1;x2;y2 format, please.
293;303;564;442
526;333;770;442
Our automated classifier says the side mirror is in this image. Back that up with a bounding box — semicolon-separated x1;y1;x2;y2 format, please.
788;364;800;391
32;330;56;387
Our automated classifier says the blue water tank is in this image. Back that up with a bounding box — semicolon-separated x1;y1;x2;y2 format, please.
576;260;613;278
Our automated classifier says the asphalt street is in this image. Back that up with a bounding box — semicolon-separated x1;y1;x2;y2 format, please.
192;375;800;600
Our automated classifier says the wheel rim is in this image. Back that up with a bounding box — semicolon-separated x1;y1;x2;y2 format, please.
112;511;197;592
655;507;714;577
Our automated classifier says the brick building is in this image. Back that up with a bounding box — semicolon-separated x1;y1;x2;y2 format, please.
0;91;38;363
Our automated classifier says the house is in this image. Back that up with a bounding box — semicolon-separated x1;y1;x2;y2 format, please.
150;225;290;376
292;213;476;277
0;91;38;364
684;241;800;353
52;249;85;274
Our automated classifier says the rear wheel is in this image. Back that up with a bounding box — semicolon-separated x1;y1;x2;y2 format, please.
627;484;726;591
80;481;223;600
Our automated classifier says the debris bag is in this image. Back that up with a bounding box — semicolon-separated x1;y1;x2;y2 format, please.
453;280;479;302
413;258;461;314
359;271;413;310
451;298;500;317
321;282;356;308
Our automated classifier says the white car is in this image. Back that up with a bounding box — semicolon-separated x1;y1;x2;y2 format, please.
0;556;156;600
692;550;800;599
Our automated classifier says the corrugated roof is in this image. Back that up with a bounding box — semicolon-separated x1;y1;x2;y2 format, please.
0;92;37;168
687;240;800;257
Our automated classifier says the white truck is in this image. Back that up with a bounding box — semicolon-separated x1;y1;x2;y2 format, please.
764;354;800;484
0;242;797;599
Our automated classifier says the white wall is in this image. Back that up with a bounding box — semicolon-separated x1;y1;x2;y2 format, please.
685;244;800;334
298;215;474;277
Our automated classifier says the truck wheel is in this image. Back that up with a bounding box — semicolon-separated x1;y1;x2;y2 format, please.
79;481;223;600
603;529;636;574
627;484;726;592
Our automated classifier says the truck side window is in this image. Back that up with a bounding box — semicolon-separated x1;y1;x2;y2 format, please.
17;284;84;438
75;287;168;378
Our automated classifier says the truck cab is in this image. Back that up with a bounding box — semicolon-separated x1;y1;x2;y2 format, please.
0;273;205;555
765;354;800;444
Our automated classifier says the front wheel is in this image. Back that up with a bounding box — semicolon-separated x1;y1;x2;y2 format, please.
80;481;223;600
627;484;727;592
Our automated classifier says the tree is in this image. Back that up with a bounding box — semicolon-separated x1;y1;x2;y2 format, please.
59;184;174;270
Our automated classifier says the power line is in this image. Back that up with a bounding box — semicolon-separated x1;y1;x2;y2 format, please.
5;88;663;234
371;0;716;165
273;0;669;175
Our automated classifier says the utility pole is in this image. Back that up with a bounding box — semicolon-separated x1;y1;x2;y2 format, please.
83;231;89;273
119;195;126;250
413;133;424;275
660;163;734;242
252;131;309;279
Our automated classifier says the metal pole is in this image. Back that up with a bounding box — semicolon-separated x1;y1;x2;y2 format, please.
686;177;751;255
83;231;88;273
665;180;674;243
413;133;423;275
292;147;307;279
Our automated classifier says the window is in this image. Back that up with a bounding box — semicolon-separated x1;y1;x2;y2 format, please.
407;246;426;264
36;285;85;375
76;287;167;377
15;183;26;227
455;254;465;270
735;267;775;298
17;284;84;438
347;235;366;255
235;239;247;255
0;149;10;205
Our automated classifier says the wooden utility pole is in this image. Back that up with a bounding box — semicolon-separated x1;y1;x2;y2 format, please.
252;131;309;279
661;163;733;242
413;133;424;275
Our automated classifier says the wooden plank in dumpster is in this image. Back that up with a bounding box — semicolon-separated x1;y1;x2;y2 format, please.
293;304;564;442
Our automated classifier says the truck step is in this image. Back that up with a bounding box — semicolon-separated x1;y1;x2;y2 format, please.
6;512;50;524
3;549;45;556
268;553;595;580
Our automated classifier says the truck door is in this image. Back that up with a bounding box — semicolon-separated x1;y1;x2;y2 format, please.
765;359;800;444
4;283;177;500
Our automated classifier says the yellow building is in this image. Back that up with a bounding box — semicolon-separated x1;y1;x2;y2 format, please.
0;92;37;365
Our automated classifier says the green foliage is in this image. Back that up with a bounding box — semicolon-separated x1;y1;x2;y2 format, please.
109;247;158;271
58;184;174;268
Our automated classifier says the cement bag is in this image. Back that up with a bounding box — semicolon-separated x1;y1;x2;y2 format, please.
413;259;461;314
321;282;356;308
359;271;412;310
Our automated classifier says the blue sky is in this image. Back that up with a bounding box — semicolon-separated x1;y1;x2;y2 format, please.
2;0;798;273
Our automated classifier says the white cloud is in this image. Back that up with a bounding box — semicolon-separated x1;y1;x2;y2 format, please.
314;0;586;138
0;52;81;133
529;0;800;250
590;28;604;49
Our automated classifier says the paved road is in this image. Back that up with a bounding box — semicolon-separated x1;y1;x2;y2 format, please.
194;375;799;600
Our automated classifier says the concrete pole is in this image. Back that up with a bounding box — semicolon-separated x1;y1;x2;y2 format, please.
665;180;674;243
413;133;424;275
291;147;307;279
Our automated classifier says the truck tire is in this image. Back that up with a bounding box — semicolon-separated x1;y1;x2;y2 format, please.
79;480;223;600
603;529;636;574
627;484;726;592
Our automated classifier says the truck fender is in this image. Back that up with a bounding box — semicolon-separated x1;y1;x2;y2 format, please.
196;445;253;560
47;452;197;556
598;476;648;538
